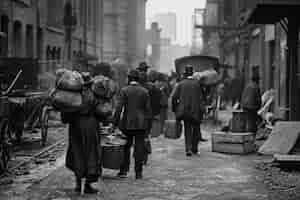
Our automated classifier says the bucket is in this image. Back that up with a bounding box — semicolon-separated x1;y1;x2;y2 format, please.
101;135;126;170
102;144;125;170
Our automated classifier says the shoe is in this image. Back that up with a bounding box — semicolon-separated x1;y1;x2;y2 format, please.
186;152;192;157
74;186;81;193
135;173;143;179
84;184;98;194
74;180;81;192
117;172;127;178
199;138;208;142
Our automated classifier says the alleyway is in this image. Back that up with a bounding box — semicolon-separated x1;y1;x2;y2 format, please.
0;123;273;200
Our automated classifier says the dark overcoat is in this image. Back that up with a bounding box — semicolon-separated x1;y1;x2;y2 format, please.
241;81;262;112
61;88;101;183
113;82;152;132
171;78;205;123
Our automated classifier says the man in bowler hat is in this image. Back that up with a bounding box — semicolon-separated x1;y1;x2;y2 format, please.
113;69;152;179
241;65;262;132
172;66;205;157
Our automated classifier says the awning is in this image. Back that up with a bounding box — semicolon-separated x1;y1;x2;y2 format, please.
247;4;300;24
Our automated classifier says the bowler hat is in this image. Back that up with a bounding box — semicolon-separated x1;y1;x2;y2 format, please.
128;69;140;79
137;62;150;72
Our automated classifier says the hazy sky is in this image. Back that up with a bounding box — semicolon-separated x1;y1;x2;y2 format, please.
146;0;207;46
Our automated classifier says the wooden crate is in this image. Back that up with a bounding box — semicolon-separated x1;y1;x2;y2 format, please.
212;132;255;154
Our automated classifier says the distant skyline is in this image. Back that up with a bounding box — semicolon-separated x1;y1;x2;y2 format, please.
153;12;177;42
146;0;207;46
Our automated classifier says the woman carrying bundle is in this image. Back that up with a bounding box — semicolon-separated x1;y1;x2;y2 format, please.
60;73;102;194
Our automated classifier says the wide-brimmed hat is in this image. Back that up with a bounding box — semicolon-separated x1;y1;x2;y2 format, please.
128;69;140;79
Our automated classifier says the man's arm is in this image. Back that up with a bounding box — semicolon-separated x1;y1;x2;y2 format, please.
113;89;125;128
171;83;180;113
145;91;152;120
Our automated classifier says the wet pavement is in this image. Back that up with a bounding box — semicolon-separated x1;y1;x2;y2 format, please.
0;123;274;200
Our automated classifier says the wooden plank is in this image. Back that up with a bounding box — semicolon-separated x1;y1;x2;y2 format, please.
274;154;300;162
212;142;255;154
212;132;255;144
258;122;300;155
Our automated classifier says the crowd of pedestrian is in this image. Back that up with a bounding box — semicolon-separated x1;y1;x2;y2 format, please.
57;61;264;195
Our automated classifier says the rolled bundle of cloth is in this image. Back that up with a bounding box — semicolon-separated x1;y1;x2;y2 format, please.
55;68;84;91
92;75;118;99
51;69;85;113
192;69;219;85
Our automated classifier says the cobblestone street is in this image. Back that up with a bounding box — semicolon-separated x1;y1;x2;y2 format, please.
0;123;274;200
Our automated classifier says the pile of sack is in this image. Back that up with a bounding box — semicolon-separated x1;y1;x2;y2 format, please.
193;69;219;85
51;69;117;119
51;69;84;112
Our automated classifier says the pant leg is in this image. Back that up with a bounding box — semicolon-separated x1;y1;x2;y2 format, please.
192;122;200;153
160;107;167;134
134;132;146;175
183;120;192;153
120;134;133;173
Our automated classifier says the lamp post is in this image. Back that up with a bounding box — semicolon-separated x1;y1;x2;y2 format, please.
63;1;77;62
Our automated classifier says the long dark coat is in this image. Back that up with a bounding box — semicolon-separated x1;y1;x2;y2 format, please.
241;81;262;112
113;82;152;132
171;78;205;123
61;88;101;183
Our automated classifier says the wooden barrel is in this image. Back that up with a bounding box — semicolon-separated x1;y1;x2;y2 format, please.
231;110;247;133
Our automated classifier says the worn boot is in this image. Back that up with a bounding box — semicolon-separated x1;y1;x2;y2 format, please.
84;183;98;194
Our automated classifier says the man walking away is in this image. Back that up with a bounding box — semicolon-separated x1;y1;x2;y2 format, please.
113;69;152;179
241;66;262;133
172;66;205;157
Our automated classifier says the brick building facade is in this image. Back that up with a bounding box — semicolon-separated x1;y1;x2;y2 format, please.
0;0;147;72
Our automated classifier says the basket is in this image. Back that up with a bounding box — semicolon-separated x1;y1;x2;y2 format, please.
102;144;125;170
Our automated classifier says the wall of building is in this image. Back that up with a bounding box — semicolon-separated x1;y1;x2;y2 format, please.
127;0;147;67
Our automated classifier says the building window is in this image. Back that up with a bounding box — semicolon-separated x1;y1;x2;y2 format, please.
0;15;9;57
13;21;22;57
26;24;34;58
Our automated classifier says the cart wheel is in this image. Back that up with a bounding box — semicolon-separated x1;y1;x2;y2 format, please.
0;119;11;173
41;108;50;147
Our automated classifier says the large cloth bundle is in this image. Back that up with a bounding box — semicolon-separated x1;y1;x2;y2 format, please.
193;69;218;85
55;68;84;91
51;89;83;112
92;75;117;99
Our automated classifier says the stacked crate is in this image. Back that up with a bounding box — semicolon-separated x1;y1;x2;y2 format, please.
212;111;256;154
